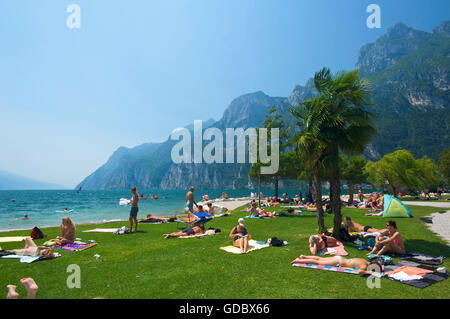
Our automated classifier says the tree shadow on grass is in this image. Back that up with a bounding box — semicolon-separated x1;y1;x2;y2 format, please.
404;239;450;258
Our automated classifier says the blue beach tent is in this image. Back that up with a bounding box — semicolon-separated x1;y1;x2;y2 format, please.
382;195;412;218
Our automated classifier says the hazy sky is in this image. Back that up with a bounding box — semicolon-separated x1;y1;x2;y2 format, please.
0;0;448;187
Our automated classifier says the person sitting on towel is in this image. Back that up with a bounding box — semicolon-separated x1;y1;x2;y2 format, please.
163;225;204;238
309;235;340;255
53;216;75;245
229;218;252;254
290;255;372;275
367;220;406;256
249;203;275;217
6;237;55;259
342;216;383;233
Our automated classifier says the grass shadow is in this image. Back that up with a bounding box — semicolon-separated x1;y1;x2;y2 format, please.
404;238;450;258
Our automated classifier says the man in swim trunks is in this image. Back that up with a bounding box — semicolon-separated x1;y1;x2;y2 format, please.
129;186;139;232
185;187;197;217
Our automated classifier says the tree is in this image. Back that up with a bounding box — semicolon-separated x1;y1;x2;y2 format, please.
342;156;368;204
291;67;377;238
249;106;292;200
438;148;450;186
365;150;441;194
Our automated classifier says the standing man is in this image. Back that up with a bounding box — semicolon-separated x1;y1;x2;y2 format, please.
185;186;198;221
129;186;139;232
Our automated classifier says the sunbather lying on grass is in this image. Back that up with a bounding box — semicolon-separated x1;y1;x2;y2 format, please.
163;226;204;238
249;203;276;217
367;220;406;256
230;218;252;254
309;235;339;255
290;255;372;275
6;278;39;299
342;216;384;233
6;237;55;259
142;214;176;222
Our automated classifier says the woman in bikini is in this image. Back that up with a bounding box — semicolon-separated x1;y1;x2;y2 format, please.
309;235;339;255
7;237;55;259
229;218;251;253
54;216;75;245
291;255;371;275
367;220;406;256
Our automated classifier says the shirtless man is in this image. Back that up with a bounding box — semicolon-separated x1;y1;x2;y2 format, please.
185;187;198;217
342;216;384;233
129;187;139;232
206;202;215;216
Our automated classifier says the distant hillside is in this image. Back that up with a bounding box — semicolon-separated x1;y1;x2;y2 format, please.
76;21;449;190
0;170;68;190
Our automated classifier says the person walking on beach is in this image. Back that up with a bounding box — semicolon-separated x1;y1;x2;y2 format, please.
129;187;139;232
185;187;197;214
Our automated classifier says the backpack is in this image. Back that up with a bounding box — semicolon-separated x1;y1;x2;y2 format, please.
31;226;45;239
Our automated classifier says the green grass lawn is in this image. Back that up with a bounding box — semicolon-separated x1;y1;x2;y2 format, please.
0;204;449;299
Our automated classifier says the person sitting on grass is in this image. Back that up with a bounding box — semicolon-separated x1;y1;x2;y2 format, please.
206;202;215;216
6;278;39;299
229;218;252;254
293;195;301;205
290;255;372;275
342;216;383;233
6;237;55;259
358;187;364;203
163;225;204;238
309;234;340;255
367;220;405;256
53;216;75;245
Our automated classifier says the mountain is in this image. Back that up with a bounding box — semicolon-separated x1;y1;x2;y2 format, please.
0;170;68;190
76;21;449;190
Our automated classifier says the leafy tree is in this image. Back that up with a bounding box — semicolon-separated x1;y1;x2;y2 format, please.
248;106;292;200
365;150;441;194
438;148;450;186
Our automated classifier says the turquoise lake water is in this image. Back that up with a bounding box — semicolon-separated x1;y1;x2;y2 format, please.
0;188;300;232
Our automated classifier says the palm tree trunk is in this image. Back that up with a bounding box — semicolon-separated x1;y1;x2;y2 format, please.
330;169;342;239
274;175;279;200
313;166;325;232
348;182;354;205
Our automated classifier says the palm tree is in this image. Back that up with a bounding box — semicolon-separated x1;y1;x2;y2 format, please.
291;67;377;237
290;97;328;232
311;68;377;238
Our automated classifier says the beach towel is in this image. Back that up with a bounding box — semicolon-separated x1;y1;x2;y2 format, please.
383;261;448;288
292;262;363;275
318;240;348;256
119;198;131;206
1;252;61;263
53;242;97;252
82;228;120;233
220;240;270;254
0;236;28;243
391;252;445;265
244;216;274;219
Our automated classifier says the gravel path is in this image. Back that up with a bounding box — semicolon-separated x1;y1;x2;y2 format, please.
402;201;450;208
423;210;450;245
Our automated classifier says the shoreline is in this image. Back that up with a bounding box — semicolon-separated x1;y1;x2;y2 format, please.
0;197;253;233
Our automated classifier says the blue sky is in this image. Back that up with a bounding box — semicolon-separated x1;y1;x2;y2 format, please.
0;0;448;187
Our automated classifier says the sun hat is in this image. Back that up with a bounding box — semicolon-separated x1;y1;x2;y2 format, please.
238;218;245;226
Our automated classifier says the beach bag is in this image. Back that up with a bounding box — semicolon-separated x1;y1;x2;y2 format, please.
31;226;45;239
268;237;285;247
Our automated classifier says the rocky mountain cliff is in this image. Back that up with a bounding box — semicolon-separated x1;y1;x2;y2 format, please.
76;21;449;190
